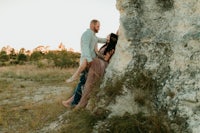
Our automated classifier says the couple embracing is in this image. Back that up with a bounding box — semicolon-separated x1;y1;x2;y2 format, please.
62;19;119;109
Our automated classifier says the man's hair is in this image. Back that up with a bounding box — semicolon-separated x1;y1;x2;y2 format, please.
90;19;99;25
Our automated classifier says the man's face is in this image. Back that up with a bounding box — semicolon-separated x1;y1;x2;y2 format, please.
93;22;100;33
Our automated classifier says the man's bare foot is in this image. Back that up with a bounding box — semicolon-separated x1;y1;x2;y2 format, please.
62;101;71;108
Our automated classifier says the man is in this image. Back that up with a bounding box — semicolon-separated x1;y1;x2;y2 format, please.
62;19;108;107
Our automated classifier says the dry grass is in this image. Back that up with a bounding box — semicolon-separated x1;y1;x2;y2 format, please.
134;89;147;106
1;101;65;132
0;65;76;85
0;65;176;132
98;112;172;133
0;64;78;132
0;79;12;93
59;109;98;133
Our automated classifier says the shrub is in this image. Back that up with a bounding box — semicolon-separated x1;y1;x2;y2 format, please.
17;53;28;62
0;51;9;62
98;112;172;133
156;0;174;10
30;51;44;61
53;50;79;68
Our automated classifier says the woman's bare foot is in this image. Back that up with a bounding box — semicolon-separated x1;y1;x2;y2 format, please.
66;77;75;83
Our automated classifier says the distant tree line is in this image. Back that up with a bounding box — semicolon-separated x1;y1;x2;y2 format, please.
0;50;80;68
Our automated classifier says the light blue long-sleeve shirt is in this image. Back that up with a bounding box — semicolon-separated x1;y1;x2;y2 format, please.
80;29;106;64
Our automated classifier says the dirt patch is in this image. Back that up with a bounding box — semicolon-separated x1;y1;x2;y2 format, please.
0;65;76;132
0;85;70;106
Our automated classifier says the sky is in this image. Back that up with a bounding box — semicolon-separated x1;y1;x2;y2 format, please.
0;0;120;52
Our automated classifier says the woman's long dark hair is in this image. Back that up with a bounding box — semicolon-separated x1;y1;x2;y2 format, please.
99;33;118;55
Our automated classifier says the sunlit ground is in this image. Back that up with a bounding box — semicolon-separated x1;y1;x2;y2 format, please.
0;65;78;132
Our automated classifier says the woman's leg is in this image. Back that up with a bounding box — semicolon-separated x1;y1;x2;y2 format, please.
75;59;106;109
66;59;87;83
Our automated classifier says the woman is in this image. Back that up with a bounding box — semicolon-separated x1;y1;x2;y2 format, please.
62;33;118;108
74;33;118;108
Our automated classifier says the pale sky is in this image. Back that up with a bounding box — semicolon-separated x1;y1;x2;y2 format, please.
0;0;119;52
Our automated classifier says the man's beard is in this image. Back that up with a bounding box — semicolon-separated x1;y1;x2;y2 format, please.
94;28;99;33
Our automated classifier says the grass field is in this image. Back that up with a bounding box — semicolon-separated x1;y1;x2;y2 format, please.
0;65;174;133
0;65;78;133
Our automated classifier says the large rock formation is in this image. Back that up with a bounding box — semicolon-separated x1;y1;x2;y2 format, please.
93;0;200;132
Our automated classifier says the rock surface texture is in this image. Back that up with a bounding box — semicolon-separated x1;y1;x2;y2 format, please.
95;0;200;132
